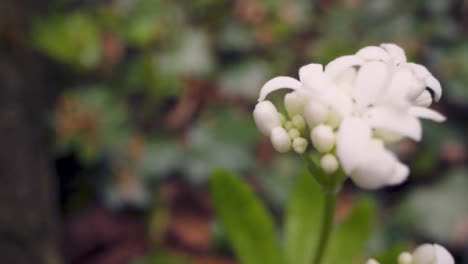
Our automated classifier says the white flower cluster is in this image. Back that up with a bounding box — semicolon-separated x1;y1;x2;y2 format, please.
367;243;454;264
253;43;445;189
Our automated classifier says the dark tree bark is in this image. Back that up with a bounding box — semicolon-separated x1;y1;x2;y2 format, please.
0;1;62;263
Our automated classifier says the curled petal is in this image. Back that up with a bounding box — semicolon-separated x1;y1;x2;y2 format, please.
258;76;301;101
383;67;413;110
380;43;407;64
425;75;442;102
337;118;371;174
324;55;363;79
406;63;431;80
409;106;446;122
356;46;390;61
387;161;409;185
414;90;433;107
366;107;422;141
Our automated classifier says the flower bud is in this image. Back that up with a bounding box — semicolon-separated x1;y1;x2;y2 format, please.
278;112;287;125
284;121;293;131
284;91;307;117
320;154;339;174
327;110;342;129
288;128;300;139
311;124;335;153
304;101;328;127
366;259;380;264
253;101;281;136
271;127;291;153
412;244;454;264
398;252;413;264
292;137;308;154
292;115;306;131
414;90;432;107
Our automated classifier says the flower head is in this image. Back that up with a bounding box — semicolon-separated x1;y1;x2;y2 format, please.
253;43;445;189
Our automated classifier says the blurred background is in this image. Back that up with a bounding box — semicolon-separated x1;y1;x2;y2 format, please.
1;0;468;263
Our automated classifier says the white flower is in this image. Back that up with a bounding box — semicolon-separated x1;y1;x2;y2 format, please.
331;44;446;189
412;244;454;264
253;43;445;189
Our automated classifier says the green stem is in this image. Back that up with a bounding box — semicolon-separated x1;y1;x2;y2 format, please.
312;191;338;264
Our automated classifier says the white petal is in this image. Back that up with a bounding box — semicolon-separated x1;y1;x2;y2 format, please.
271;127;291;153
324;55;363;79
299;63;328;93
425;75;442;102
434;244;454;264
353;61;388;110
356;46;390;61
382;67;413;110
409;107;446;122
320;88;353;118
335;67;357;86
366;107;422;141
258;76;302;101
387;161;409;185
413;90;433;107
350;147;397;189
380;43;407;64
253;101;282;136
337;118;371;174
304;100;329;127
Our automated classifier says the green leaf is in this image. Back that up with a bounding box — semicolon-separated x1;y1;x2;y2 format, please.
31;12;102;69
283;170;324;264
325;198;377;264
211;169;283;264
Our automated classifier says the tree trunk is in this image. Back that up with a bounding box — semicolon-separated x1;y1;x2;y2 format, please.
0;1;61;263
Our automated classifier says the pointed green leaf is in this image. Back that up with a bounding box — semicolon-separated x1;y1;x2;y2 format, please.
284;170;324;264
211;169;283;264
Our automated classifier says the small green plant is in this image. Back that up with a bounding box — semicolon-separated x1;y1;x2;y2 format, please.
212;44;453;264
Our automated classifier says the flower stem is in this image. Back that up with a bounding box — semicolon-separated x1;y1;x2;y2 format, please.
312;190;338;264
